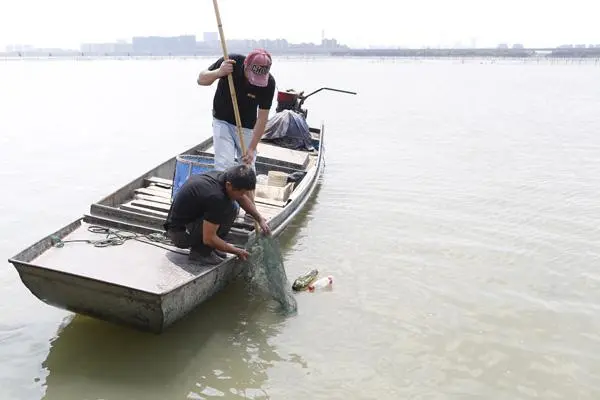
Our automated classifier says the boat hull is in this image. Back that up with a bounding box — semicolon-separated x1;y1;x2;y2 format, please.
8;123;326;333
15;259;165;332
10;215;250;333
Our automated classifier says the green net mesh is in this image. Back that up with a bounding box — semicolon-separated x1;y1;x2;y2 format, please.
243;235;297;315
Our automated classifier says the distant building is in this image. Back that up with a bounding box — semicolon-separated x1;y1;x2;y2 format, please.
80;41;132;54
321;38;338;49
64;33;350;57
199;32;219;50
512;43;524;49
226;39;256;52
259;38;289;50
497;43;508;49
203;32;218;42
132;35;197;54
5;44;34;52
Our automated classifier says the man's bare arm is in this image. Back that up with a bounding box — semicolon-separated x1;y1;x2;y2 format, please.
202;220;246;257
197;59;235;86
248;108;270;151
237;193;264;221
197;69;222;86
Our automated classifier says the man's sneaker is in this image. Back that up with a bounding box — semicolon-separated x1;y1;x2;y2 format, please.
188;250;223;265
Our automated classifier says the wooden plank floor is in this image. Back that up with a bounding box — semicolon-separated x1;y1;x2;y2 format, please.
135;187;171;199
123;176;286;227
29;175;295;296
204;142;310;168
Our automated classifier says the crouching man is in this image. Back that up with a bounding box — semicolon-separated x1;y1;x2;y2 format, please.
164;164;271;265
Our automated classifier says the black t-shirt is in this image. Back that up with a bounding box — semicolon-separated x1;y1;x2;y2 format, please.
164;171;233;230
208;53;276;129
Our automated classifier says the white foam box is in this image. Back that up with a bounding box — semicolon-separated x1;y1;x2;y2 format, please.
255;181;295;202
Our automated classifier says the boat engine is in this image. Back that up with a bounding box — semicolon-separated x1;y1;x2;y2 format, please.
276;89;307;118
265;87;357;151
275;87;358;119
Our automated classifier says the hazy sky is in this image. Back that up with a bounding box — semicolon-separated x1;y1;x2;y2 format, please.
1;0;599;49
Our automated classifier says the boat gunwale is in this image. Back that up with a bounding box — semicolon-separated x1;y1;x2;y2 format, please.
88;131;322;235
7;215;234;299
158;122;326;294
8;218;82;264
93;125;322;210
94;137;214;208
6;121;326;332
270;121;325;237
10;256;162;301
7;124;324;267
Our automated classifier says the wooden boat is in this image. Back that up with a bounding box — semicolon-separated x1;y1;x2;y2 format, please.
7;87;355;333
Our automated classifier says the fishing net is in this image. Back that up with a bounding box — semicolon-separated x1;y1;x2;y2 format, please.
243;234;297;315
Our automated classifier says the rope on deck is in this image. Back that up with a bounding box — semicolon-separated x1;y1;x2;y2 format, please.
50;225;189;255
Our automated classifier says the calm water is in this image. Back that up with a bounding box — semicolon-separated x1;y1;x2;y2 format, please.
1;57;600;399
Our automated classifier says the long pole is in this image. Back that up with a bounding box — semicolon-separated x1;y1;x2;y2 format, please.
211;0;246;155
212;0;261;234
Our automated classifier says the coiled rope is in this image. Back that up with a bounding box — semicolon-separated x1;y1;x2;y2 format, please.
50;225;188;255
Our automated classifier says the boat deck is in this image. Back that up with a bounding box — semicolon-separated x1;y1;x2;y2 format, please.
25;143;318;296
125;179;292;235
92;140;319;233
8;122;326;332
33;220;226;295
123;177;284;229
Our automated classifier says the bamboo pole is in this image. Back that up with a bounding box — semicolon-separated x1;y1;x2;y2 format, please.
211;0;260;234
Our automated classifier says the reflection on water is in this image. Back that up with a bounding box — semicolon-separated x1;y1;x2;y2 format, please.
40;183;321;400
275;181;322;251
3;58;600;399
42;280;307;400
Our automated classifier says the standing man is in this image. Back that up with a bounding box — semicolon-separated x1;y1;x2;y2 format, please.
197;48;276;172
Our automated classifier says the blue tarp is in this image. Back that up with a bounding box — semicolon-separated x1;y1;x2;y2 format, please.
262;110;315;151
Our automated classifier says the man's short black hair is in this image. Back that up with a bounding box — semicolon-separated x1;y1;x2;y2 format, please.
224;164;256;190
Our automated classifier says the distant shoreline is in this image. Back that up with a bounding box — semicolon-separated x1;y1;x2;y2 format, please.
2;47;600;60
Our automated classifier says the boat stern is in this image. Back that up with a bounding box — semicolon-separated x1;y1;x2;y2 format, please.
7;217;167;333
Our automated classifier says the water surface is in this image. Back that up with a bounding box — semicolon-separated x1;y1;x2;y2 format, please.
1;57;600;399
